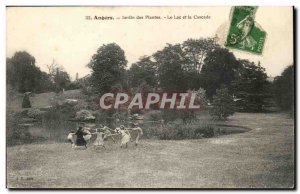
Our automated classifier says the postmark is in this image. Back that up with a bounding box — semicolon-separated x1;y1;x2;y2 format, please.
225;6;266;54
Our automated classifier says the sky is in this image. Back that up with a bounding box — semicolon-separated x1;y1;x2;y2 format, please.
6;6;293;80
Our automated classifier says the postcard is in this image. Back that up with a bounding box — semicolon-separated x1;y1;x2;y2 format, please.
6;6;294;189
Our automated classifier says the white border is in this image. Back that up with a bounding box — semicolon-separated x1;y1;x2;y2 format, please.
0;0;298;194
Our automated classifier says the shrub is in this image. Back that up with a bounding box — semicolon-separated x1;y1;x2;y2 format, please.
42;104;76;122
49;94;65;107
156;124;215;140
209;88;235;120
273;65;294;111
142;121;215;140
149;111;162;121
92;111;110;124
75;110;95;121
22;94;31;108
27;108;45;119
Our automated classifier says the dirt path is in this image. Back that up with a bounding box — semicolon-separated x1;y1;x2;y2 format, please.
7;113;294;188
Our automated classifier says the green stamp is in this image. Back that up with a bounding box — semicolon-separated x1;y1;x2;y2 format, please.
226;6;266;54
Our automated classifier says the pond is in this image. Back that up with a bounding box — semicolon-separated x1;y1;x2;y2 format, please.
6;117;251;146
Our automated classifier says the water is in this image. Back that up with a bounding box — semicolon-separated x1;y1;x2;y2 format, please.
7;120;98;146
7;117;251;146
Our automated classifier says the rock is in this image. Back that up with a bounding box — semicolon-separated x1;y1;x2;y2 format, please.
40;106;53;111
19;117;38;123
132;114;144;120
64;99;78;106
18;123;34;126
75;110;95;121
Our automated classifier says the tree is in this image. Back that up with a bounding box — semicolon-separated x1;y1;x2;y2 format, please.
88;43;127;93
7;51;49;93
47;60;71;92
209;87;235;120
200;48;240;100
231;60;271;112
128;56;158;89
182;38;218;73
39;72;55;92
153;44;187;91
273;65;294;111
53;69;71;92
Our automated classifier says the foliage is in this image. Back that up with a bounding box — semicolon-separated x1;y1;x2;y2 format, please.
200;48;240;100
47;61;72;92
128;56;158;89
49;94;66;107
27;108;45;119
7;52;72;94
7;51;54;93
159;110;196;124
182;38;218;73
88;43;127;93
53;69;71;92
231;60;271;112
43;104;76;121
195;87;208;107
22;93;31;108
209;87;235;120
75;110;95;121
273;65;294;111
144;122;215;140
153;44;187;90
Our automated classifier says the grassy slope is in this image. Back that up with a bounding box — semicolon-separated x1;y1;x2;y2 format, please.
6;89;83;112
6;112;294;188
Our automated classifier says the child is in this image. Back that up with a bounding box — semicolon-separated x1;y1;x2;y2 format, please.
98;124;116;143
117;125;131;148
92;128;106;149
67;130;76;148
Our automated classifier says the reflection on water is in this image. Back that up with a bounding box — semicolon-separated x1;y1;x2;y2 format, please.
6;116;250;146
7;120;97;146
7;121;78;145
6;112;131;146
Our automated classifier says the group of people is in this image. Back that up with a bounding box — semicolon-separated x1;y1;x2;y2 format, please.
67;124;136;149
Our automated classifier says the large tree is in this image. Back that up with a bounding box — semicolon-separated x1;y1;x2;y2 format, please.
200;48;240;100
53;69;71;92
273;65;294;111
47;61;71;92
231;60;271;112
128;56;158;89
88;43;127;93
182;38;218;73
7;51;52;93
153;44;187;91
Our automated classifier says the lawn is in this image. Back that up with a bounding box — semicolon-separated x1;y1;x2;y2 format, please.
6;112;294;188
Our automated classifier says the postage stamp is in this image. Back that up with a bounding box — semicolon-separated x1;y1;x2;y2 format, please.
225;6;266;54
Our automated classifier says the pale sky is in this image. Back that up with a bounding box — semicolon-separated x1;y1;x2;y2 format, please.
6;6;293;80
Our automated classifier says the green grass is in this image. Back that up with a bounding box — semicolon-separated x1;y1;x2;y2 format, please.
6;112;294;188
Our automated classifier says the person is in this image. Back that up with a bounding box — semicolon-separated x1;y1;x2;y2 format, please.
118;125;131;148
91;129;106;149
75;126;88;148
97;124;116;143
67;130;76;148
